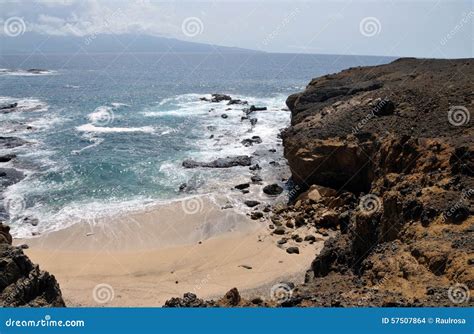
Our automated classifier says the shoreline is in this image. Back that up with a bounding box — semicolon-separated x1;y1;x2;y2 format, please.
16;196;326;306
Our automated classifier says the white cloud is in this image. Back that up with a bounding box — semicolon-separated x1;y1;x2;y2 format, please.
4;0;180;37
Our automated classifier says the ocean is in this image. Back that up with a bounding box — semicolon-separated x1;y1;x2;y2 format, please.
0;52;394;237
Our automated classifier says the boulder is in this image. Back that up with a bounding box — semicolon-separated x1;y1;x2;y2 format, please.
241;136;262;147
244;200;260;207
234;183;250;190
286;247;300;254
0;154;16;163
200;94;232;103
263;184;283;195
250;211;264;220
249;105;267;112
251;175;262;183
297;184;338;203
227;99;248;105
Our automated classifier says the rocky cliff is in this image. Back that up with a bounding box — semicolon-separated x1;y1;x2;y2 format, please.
165;58;473;307
0;223;65;307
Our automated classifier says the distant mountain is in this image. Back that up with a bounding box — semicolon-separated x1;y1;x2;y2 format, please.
0;33;260;55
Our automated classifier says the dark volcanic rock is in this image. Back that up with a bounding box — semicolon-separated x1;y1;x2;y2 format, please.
227;99;247;105
0;154;16;163
249;105;267;112
234;183;250;190
0;168;25;188
250;211;264;220
0;223;65;307
201;94;232;103
241;136;262;147
0;137;27;149
164;292;211;307
263;184;283;195
251;175;262;183
0;103;18;113
183;156;251;168
244;200;260;207
164;58;474;308
286;247;300;254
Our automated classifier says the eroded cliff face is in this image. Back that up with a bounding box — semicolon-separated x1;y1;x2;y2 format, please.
275;58;473;306
0;223;65;307
165;58;473;307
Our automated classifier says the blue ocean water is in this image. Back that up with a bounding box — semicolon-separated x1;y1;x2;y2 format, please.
0;53;394;237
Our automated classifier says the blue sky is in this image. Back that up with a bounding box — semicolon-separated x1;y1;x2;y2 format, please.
0;0;472;58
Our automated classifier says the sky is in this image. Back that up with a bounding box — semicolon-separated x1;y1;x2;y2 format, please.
0;0;472;58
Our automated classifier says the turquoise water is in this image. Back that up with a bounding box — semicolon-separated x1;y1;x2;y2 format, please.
0;53;394;236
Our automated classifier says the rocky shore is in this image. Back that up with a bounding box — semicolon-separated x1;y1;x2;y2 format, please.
165;58;473;307
0;222;64;306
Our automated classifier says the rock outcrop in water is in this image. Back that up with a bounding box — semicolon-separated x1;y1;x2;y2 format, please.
182;155;252;168
165;58;473;307
0;223;65;307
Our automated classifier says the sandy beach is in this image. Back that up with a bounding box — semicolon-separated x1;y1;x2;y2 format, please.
16;196;325;306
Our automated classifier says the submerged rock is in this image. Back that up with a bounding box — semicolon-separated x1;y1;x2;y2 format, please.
263;184;283;195
200;93;232;103
0;154;16;163
183;155;252;168
249;105;267;112
227;99;248;105
244;200;260;207
241;136;262;147
0;137;27;149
